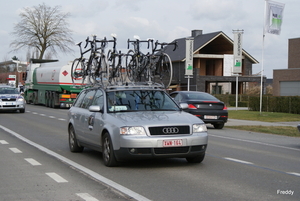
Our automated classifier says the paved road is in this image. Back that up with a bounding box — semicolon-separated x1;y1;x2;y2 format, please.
1;105;299;201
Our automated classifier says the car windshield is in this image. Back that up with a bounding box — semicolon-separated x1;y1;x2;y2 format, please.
185;92;218;101
0;88;19;94
107;90;179;112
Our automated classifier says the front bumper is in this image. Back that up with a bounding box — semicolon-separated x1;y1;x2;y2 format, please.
0;102;25;111
114;132;208;161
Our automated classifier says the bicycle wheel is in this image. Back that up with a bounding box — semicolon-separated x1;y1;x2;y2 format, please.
107;50;120;85
89;57;100;85
125;50;138;82
71;58;86;87
99;54;109;86
153;53;173;88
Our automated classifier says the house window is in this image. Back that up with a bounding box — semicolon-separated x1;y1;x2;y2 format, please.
212;85;222;94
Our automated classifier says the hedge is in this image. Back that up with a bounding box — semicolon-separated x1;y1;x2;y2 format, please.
214;94;300;114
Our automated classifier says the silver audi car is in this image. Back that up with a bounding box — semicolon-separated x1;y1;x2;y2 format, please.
67;84;208;167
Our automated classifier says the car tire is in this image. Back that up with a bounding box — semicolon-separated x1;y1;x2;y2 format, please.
186;153;205;163
102;132;118;167
68;125;84;152
19;109;25;113
213;123;224;129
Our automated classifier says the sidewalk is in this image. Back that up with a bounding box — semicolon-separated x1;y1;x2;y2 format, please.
226;119;299;127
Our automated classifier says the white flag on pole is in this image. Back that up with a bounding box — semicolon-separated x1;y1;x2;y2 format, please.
264;0;285;35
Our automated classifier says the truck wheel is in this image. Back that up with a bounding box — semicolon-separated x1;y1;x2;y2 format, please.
33;92;38;105
45;92;50;107
102;132;118;167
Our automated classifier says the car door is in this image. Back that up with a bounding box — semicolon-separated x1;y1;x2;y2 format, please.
70;90;87;140
84;89;105;148
78;89;97;145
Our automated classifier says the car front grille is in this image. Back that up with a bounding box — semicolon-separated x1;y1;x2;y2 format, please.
1;105;17;108
1;99;16;101
149;126;190;135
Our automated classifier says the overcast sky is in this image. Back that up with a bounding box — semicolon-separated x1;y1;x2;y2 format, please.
0;0;299;78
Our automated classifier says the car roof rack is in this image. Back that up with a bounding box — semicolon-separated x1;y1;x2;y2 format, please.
100;82;165;90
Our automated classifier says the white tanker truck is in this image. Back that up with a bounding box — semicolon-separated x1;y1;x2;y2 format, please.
24;59;84;108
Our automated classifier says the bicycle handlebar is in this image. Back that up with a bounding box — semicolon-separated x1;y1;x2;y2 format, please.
154;40;178;52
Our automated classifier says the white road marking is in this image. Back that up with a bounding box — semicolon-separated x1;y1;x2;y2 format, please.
76;193;99;201
32;112;38;115
24;158;42;166
58;118;66;121
210;134;300;152
0;140;9;144
9;148;22;153
0;125;152;201
40;114;46;116
224;157;253;165
46;172;68;183
49;116;55;118
287;172;300;177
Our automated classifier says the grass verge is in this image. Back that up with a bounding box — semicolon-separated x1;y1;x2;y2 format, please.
228;110;300;122
227;110;300;137
226;125;300;137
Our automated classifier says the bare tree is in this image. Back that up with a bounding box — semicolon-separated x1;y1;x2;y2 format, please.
10;3;74;59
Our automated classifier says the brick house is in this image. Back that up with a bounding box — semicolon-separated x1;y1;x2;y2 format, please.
273;37;300;96
164;30;264;94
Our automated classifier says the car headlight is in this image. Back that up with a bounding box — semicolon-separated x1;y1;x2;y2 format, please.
193;124;207;133
120;126;147;135
17;97;24;102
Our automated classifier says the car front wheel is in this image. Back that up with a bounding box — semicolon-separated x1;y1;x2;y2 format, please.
102;132;118;167
68;125;84;152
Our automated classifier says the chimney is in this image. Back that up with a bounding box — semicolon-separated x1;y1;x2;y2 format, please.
191;30;203;37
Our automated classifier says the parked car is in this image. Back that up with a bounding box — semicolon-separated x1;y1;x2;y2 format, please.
67;84;208;167
0;86;26;113
170;91;228;129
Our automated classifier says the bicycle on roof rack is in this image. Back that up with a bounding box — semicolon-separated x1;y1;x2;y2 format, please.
149;40;177;88
72;34;176;89
125;35;150;84
126;36;177;88
71;36;93;87
106;34;127;85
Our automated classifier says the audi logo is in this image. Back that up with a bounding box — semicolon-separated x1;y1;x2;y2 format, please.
162;127;179;134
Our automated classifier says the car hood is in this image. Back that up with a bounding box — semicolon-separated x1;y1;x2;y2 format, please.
109;110;203;126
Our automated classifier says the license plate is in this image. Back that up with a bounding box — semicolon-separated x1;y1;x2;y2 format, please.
6;102;15;105
204;115;217;119
163;139;183;147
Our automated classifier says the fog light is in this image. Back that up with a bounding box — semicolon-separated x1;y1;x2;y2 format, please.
129;148;136;153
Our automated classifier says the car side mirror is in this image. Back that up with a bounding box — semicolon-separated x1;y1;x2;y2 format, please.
179;103;188;109
89;105;103;113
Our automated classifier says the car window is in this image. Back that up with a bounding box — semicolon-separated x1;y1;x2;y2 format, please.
186;93;218;101
107;90;179;112
92;90;104;108
73;91;87;107
171;93;182;102
81;90;96;109
0;88;18;94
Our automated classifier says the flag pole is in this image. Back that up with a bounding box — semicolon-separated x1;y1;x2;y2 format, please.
260;0;267;115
